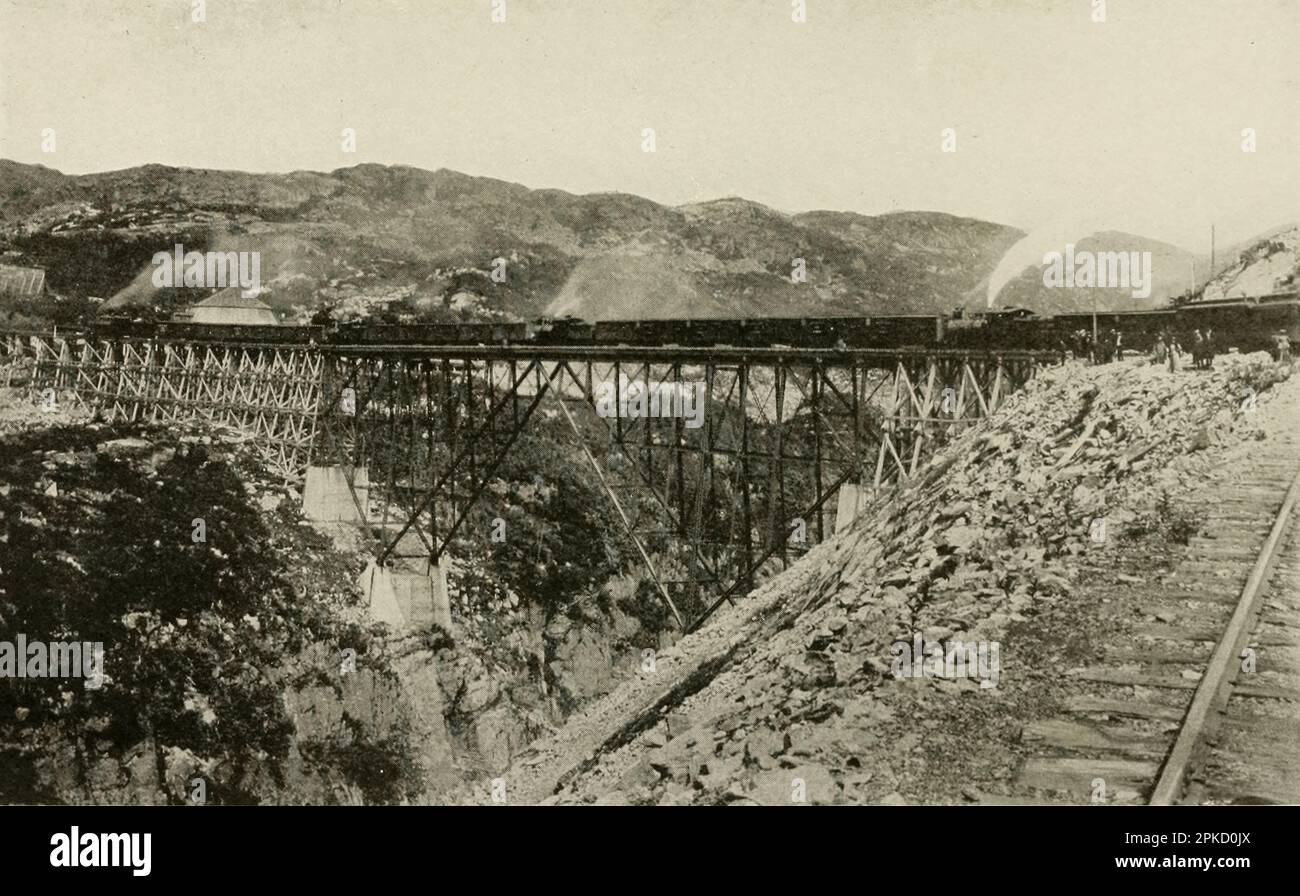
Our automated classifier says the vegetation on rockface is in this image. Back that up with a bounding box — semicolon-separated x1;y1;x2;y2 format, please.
468;434;623;614
8;228;198;302
441;391;834;638
0;292;101;329
0;377;843;797
1121;489;1201;545
0;421;413;804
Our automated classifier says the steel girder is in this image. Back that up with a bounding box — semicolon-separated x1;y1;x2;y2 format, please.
316;346;1055;630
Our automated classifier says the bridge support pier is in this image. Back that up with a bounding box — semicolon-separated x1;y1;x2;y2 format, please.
357;560;452;633
428;562;452;632
835;481;867;533
303;465;369;522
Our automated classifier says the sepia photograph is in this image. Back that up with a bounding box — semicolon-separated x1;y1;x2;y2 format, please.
0;0;1297;876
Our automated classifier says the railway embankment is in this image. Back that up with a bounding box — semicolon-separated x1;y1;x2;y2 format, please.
1011;362;1300;805
484;351;1297;805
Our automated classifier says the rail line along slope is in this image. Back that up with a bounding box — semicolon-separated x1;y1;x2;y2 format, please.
1016;373;1300;806
1188;483;1300;804
479;351;1296;805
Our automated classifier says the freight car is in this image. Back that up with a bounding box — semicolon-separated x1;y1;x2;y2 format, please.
87;318;322;345
337;321;528;345
591;315;945;349
592;318;750;347
154;321;322;345
1040;309;1173;353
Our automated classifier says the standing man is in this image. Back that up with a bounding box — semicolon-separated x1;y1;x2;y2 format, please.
1151;334;1168;366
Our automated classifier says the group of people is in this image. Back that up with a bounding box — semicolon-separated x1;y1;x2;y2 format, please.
1190;328;1218;370
1097;328;1124;363
1064;326;1294;370
1064;328;1124;364
1150;328;1216;371
1150;331;1177;370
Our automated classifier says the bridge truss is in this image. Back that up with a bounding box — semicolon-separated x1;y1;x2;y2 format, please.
3;331;1055;630
317;344;1052;629
4;332;321;477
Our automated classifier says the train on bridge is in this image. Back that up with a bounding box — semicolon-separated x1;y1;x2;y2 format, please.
77;292;1300;354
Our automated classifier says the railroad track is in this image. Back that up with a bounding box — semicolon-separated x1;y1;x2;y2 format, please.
1011;386;1300;805
1150;460;1300;804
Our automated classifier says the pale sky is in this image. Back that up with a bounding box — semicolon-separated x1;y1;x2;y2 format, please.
1;0;1296;252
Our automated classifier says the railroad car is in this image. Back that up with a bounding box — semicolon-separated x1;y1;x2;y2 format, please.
592;318;719;347
1174;294;1300;353
852;315;941;348
182;322;319;344
106;321;322;345
330;321;529;345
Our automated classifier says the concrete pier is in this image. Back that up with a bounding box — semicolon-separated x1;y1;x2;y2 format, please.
835;482;866;533
302;465;369;522
356;560;452;633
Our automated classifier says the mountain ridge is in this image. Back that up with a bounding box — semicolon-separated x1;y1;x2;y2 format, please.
0;159;1291;323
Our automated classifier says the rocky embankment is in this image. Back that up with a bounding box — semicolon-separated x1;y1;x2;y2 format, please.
0;391;426;804
486;351;1295;805
0;384;668;803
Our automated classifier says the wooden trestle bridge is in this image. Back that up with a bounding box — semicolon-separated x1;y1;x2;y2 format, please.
1;330;1057;630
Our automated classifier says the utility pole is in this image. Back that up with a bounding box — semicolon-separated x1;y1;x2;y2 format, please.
1091;291;1098;361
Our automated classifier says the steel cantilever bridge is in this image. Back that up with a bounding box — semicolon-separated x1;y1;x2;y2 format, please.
2;329;1057;630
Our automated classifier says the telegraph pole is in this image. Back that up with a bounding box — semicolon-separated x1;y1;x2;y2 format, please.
1091;292;1098;362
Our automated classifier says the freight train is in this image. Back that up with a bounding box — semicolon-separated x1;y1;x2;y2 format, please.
70;292;1300;355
